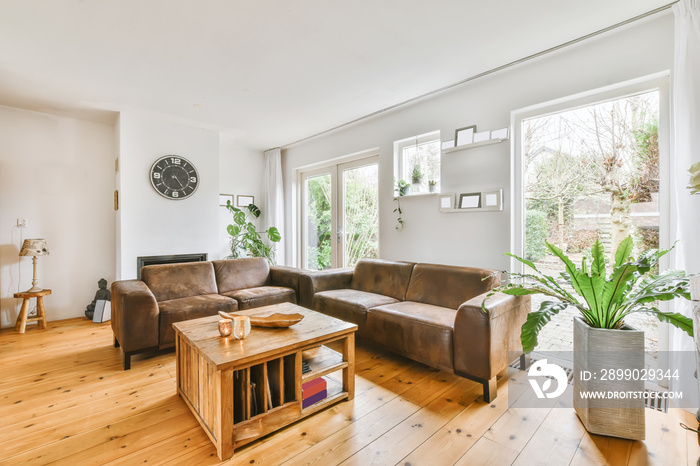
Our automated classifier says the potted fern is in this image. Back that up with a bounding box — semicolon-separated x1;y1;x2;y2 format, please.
486;236;693;439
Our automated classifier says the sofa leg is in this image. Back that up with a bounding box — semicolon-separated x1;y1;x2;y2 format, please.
124;352;132;370
519;353;529;371
114;337;120;348
483;377;497;403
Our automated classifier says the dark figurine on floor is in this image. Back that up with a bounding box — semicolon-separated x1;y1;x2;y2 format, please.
85;278;110;320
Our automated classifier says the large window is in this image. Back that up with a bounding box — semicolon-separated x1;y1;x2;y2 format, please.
514;75;669;354
394;131;440;195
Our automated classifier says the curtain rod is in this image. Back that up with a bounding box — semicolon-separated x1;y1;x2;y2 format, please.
277;1;678;151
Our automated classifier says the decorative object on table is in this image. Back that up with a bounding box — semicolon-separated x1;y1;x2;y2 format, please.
85;278;111;322
688;161;700;194
225;202;281;264
237;195;255;207
458;192;481;209
218;310;304;328
428;180;437;193
219;194;234;207
438;193;454;212
455;125;476;146
233;316;251;340
14;289;51;334
484;236;693;439
149;155;199;200
410;165;423;185
219;319;232;337
19;238;49;292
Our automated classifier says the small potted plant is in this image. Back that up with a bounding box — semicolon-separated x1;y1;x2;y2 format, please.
396;179;410;196
428;180;437;193
411;165;423;185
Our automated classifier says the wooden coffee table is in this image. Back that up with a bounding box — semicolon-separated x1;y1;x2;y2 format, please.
172;302;357;460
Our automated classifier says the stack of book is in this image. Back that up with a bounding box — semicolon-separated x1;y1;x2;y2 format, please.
302;377;327;408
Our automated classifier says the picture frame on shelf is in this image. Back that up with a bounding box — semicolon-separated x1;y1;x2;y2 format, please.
458;192;481;209
219;194;234;207
473;130;490;143
482;189;503;209
438;193;455;212
490;127;509;140
237;195;255;207
454;125;476;146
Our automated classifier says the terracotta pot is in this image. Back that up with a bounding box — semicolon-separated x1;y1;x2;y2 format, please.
573;317;645;440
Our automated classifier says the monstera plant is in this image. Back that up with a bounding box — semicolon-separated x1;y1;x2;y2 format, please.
225;201;281;264
485;236;693;353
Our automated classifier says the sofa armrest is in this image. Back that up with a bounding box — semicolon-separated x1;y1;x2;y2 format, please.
298;268;354;309
111;280;160;353
453;291;531;382
270;266;304;303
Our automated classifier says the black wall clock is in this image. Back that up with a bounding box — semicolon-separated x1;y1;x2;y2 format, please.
149;155;199;200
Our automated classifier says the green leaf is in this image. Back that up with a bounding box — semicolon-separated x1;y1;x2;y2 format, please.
638;308;693;338
247;204;261;218
504;252;538;272
600;263;638;328
521;301;570;353
233;211;246;225
267;226;281;242
226;224;240;236
614;236;634;268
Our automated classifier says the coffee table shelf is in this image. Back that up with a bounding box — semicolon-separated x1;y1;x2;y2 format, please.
173;303;357;460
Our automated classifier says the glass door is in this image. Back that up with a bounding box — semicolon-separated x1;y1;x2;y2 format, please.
300;154;379;269
301;167;336;270
339;157;379;268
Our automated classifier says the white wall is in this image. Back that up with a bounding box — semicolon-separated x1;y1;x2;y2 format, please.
282;13;674;271
117;112;220;279
0;106;115;326
218;141;264;259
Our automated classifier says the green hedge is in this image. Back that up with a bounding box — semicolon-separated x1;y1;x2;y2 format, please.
525;210;548;261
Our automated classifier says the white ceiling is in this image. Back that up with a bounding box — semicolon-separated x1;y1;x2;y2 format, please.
0;0;670;150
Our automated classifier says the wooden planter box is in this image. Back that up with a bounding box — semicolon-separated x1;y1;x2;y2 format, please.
573;317;645;440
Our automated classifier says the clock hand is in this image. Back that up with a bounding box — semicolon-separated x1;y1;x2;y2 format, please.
172;175;185;188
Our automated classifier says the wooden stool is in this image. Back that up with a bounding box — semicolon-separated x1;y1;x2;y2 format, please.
14;289;51;334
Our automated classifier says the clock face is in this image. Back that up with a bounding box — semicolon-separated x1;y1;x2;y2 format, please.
149;155;199;200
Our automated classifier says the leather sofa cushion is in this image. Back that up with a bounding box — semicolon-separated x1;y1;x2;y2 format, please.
213;258;270;293
222;286;296;310
142;262;218;302
365;301;457;372
158;294;238;348
313;289;398;334
350;259;415;301
406;263;500;310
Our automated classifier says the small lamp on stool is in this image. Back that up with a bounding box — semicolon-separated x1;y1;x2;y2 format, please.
19;239;49;292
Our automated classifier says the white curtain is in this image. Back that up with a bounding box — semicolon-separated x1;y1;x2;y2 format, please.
670;0;700;409
262;148;286;265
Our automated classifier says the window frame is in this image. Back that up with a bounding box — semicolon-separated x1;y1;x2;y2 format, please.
394;130;441;196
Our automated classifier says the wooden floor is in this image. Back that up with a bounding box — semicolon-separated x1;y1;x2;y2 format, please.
1;319;698;466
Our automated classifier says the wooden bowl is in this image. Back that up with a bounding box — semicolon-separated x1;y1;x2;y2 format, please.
218;311;304;328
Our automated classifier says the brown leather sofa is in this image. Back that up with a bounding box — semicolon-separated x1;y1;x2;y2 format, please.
111;258;301;369
299;259;530;401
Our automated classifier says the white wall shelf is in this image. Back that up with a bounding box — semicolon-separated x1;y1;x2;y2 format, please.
439;189;503;213
442;137;507;154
